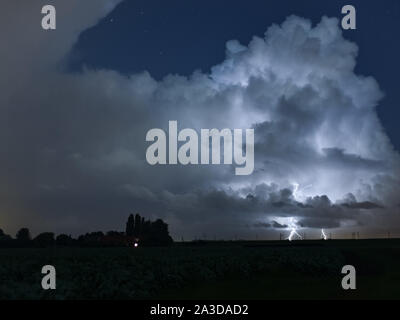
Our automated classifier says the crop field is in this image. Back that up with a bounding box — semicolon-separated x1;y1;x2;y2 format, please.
1;239;400;300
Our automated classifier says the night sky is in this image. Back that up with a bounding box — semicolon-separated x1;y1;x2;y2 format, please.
70;0;400;151
1;0;400;240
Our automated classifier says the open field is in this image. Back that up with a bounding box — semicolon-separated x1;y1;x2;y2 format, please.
1;239;400;300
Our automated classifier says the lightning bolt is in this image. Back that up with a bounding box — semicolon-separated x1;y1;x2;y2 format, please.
292;182;313;202
321;229;327;240
287;218;302;241
292;183;300;200
287;228;302;241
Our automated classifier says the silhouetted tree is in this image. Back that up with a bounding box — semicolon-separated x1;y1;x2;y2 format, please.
16;228;31;241
77;231;104;246
34;232;55;247
148;219;173;245
0;228;13;247
56;234;74;246
107;231;124;237
126;214;135;236
103;231;127;246
124;214;173;246
0;228;12;241
141;216;145;229
142;219;151;236
134;213;141;237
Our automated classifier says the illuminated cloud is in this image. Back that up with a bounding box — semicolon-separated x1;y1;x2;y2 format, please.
0;1;399;238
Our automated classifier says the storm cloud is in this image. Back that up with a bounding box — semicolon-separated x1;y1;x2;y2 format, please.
1;0;399;239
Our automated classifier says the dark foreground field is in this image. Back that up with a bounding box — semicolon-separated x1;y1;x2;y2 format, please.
1;239;400;300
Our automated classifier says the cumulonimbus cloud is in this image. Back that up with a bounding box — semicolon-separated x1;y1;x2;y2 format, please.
1;1;399;239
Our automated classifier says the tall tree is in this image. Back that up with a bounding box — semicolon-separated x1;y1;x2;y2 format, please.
16;228;31;241
134;213;142;237
33;232;55;247
56;234;74;246
125;214;173;245
126;214;135;236
0;228;12;241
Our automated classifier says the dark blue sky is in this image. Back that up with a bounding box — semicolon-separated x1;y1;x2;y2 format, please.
69;0;400;151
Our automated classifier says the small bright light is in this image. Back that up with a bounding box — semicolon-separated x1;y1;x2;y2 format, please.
134;242;138;247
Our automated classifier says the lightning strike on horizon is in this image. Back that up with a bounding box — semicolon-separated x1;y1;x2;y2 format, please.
321;229;327;240
287;217;302;241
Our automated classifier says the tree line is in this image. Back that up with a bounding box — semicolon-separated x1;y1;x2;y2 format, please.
0;213;173;247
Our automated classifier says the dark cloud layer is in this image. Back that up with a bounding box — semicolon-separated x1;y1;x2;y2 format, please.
1;1;400;239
